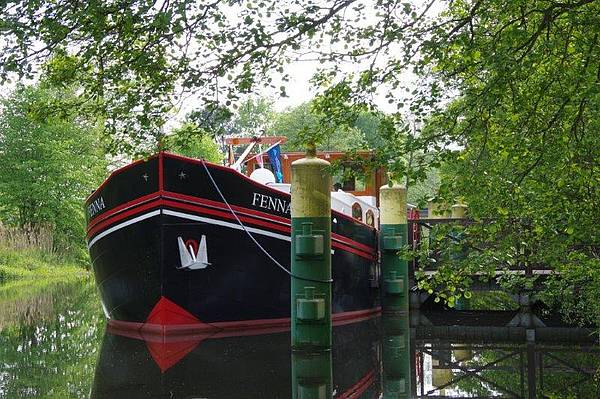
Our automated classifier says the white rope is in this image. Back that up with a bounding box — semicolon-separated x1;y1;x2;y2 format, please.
200;160;332;284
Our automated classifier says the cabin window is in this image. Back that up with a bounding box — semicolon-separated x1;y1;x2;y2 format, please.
352;203;363;221
366;210;374;227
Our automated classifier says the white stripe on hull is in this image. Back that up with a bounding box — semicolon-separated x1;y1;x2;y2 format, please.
87;209;291;249
87;210;162;249
88;209;337;256
163;209;292;242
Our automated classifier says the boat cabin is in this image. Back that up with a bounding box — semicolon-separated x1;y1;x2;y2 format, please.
228;137;386;228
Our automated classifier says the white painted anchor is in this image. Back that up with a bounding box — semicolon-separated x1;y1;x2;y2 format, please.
177;235;210;270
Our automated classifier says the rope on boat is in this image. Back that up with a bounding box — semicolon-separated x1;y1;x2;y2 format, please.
200;160;333;284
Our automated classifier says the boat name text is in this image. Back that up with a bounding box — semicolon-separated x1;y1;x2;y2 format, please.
251;193;290;214
87;197;106;218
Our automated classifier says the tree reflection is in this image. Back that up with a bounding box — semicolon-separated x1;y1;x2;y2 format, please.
0;279;104;398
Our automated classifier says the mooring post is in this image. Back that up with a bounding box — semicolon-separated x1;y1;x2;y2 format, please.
290;146;332;350
382;312;411;398
451;203;467;219
451;203;469;310
291;350;332;399
380;183;408;313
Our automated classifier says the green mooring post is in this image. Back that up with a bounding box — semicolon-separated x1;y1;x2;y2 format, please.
380;183;408;312
291;147;332;350
451;203;469;310
292;350;333;399
382;312;411;398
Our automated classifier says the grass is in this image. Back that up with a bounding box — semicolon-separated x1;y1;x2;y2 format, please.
0;223;89;282
0;246;88;282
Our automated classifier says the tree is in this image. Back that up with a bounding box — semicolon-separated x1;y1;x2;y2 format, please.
185;104;236;139
0;1;425;153
407;168;439;205
269;102;367;152
268;103;319;151
0;84;107;254
234;98;275;136
161;122;223;163
409;0;600;324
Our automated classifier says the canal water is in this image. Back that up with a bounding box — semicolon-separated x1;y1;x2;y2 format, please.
0;278;599;398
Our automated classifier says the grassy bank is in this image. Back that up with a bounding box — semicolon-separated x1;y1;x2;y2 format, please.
0;246;88;282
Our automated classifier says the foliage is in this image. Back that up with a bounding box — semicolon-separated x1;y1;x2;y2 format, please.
537;255;600;327
184;103;236;138
0;1;425;155
181;98;274;138
449;345;600;397
407;168;439;205
161;122;223;163
418;0;600;320
0;1;425;179
411;222;490;308
269;103;317;151
163;98;276;161
269;102;368;152
0;84;107;255
0;223;54;253
467;291;518;311
234;98;276;136
355;112;386;149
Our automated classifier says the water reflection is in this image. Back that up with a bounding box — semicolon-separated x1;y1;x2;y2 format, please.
92;317;380;398
382;312;411;398
91;311;600;398
0;278;105;398
292;351;332;398
418;341;600;398
1;280;600;398
414;309;600;398
0;278;83;330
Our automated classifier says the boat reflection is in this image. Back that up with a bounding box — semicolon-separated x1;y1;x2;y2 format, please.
91;317;381;398
91;310;600;398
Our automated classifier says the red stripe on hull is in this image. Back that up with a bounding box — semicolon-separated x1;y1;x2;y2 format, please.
337;369;377;399
333;241;376;261
87;192;160;232
158;152;164;191
162;199;292;235
87;198;376;260
164;190;376;254
163;190;291;225
107;307;381;340
163;200;376;259
333;232;375;254
87;200;162;238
